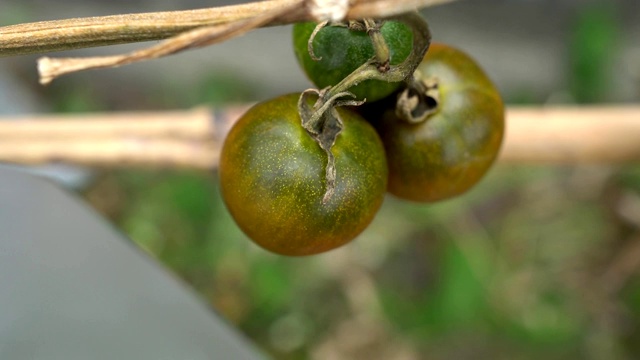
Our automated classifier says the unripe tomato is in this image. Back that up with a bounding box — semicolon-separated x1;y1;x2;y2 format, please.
292;21;413;102
219;94;388;256
375;43;505;202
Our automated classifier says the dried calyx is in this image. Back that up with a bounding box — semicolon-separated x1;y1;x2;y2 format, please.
298;89;364;204
396;73;440;124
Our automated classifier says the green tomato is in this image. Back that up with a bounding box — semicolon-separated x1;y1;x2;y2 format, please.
293;21;413;102
219;93;388;256
374;43;505;202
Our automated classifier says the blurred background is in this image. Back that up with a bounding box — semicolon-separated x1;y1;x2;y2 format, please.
2;0;640;358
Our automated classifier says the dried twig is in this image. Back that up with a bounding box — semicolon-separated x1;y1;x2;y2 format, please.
2;105;640;169
0;108;214;139
0;0;454;56
0;0;457;84
0;138;219;169
37;0;303;84
0;1;302;57
502;106;640;163
0;106;240;168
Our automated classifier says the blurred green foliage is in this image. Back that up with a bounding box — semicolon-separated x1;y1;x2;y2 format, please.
35;1;638;358
81;164;640;359
568;3;619;103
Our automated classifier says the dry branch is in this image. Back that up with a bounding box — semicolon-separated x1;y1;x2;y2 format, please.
37;0;304;84
0;0;456;83
0;0;454;56
1;105;640;169
0;108;214;139
0;138;218;169
502;106;640;163
0;1;302;57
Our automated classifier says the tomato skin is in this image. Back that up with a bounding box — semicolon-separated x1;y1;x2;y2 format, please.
293;21;413;102
375;43;505;202
219;94;388;256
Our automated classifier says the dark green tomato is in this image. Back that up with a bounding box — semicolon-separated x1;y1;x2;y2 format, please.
219;93;388;256
293;21;413;102
376;43;505;202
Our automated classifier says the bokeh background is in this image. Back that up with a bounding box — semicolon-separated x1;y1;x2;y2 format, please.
2;0;640;359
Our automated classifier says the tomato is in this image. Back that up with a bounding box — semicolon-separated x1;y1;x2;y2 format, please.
292;21;413;102
219;93;388;256
374;43;505;202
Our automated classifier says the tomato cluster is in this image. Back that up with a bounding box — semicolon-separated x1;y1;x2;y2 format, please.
219;18;504;256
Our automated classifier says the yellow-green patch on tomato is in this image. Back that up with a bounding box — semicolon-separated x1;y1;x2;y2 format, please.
293;21;413;102
219;93;388;256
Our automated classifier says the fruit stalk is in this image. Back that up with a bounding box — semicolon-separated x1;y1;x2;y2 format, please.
324;12;431;99
298;12;431;202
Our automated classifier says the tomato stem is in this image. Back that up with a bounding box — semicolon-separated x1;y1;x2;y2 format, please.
324;12;431;99
364;19;391;72
297;12;431;202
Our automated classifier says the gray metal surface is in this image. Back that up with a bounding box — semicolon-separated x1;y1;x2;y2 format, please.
0;168;263;360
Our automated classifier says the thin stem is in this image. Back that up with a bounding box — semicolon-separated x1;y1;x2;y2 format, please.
326;11;431;99
364;19;390;71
